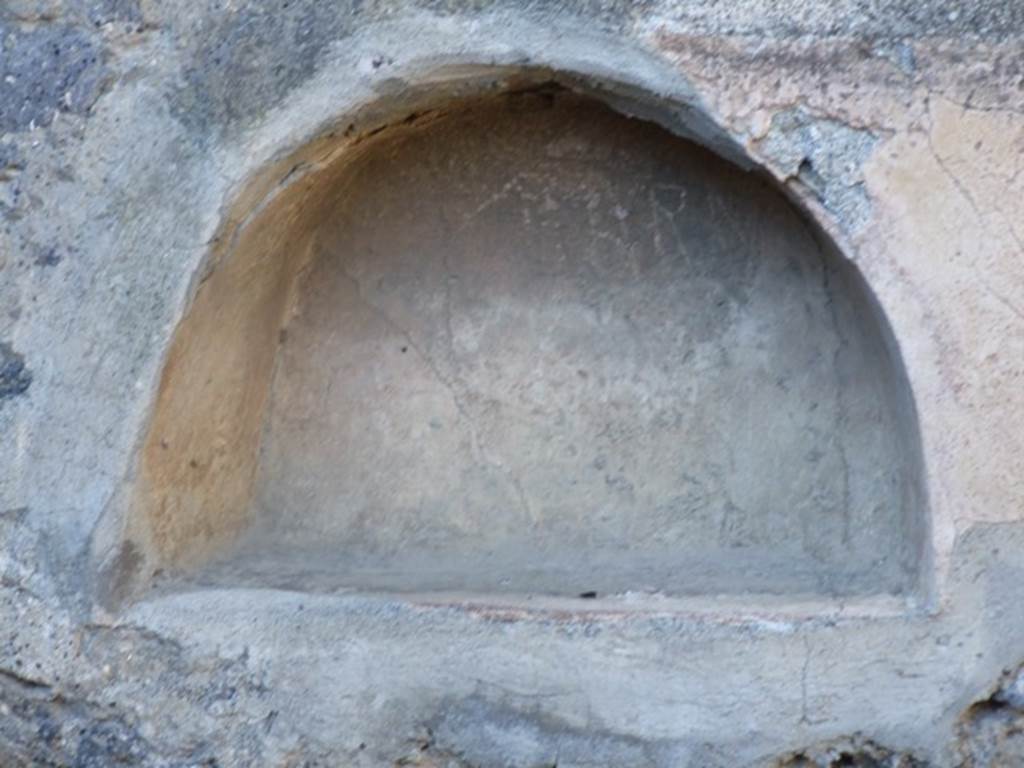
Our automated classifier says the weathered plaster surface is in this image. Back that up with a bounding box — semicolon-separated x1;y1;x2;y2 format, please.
2;0;1023;765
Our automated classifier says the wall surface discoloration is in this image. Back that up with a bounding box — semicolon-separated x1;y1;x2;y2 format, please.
0;21;108;132
1;0;1023;764
0;342;32;400
755;108;878;233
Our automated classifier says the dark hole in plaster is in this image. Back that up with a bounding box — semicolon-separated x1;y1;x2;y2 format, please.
0;341;32;400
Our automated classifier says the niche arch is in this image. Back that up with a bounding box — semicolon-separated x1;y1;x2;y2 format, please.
110;71;928;602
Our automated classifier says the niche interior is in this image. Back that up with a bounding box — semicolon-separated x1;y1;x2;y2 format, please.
118;78;926;601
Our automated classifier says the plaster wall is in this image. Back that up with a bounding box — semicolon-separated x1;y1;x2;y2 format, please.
2;1;1023;765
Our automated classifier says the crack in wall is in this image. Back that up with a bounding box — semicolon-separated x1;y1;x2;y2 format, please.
334;260;537;529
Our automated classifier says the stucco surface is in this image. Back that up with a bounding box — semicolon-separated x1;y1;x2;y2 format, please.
1;0;1023;765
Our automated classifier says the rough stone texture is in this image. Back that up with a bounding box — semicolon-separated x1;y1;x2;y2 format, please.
956;664;1024;766
0;20;108;133
2;0;1023;765
776;735;926;767
0;342;32;399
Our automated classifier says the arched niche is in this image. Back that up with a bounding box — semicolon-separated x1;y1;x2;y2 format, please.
110;75;927;603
